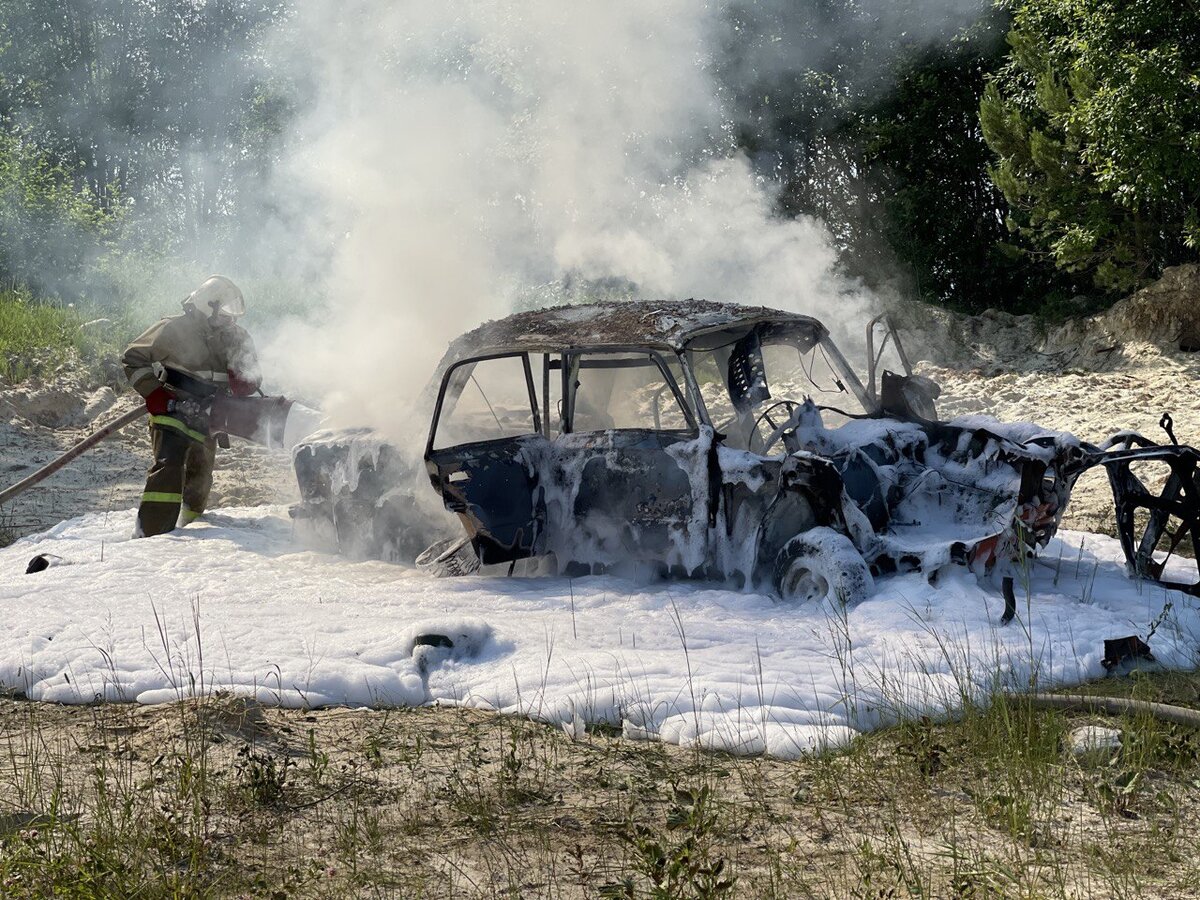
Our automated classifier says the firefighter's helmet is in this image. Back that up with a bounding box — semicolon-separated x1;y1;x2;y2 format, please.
183;275;246;320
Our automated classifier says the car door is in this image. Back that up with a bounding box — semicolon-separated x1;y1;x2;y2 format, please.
425;353;547;565
545;349;709;575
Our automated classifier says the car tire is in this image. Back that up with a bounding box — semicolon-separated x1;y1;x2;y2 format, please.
773;527;873;606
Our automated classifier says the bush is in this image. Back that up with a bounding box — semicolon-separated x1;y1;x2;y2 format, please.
981;0;1200;293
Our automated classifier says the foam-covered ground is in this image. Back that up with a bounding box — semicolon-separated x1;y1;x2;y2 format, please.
3;507;1197;758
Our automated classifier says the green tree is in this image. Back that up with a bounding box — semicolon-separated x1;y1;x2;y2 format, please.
0;0;293;259
981;0;1200;293
0;127;114;297
723;3;1075;312
845;26;1076;312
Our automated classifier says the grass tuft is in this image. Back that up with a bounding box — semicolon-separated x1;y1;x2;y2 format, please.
0;671;1196;897
0;288;133;384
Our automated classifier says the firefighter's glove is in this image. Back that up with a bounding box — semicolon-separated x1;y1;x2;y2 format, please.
227;368;260;397
168;397;211;432
145;386;173;416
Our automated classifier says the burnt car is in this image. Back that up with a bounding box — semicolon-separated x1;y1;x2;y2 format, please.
292;300;1200;615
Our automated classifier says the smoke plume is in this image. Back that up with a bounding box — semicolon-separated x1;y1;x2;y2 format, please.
259;1;987;439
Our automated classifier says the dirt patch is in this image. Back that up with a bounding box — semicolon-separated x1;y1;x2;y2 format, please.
922;347;1200;535
0;358;297;545
0;685;1197;897
885;266;1200;536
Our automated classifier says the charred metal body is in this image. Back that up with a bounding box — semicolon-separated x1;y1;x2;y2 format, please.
292;428;431;562
291;300;1200;606
1077;431;1200;596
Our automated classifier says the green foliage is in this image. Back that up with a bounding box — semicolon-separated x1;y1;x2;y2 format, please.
605;784;737;899
981;0;1200;293
0;289;131;382
234;745;292;807
724;3;1079;312
0;0;296;283
0;129;116;298
847;24;1081;312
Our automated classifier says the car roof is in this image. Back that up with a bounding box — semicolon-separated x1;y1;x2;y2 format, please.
437;299;828;368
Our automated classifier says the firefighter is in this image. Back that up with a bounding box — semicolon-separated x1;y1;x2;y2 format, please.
122;275;262;537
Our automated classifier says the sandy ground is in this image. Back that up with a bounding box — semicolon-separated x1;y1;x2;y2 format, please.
921;342;1200;535
0;366;298;545
2;685;1197;898
1;335;1198;896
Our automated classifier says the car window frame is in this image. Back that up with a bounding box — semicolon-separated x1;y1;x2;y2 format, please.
426;351;542;455
684;323;876;424
560;346;699;435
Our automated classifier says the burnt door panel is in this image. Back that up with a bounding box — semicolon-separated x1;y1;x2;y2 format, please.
425;352;544;565
552;349;707;573
572;431;693;524
547;429;706;574
427;435;546;565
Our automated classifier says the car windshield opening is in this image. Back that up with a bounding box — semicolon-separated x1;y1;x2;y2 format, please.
567;351;694;433
689;328;865;452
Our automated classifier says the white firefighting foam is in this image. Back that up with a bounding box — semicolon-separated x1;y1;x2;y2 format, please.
3;505;1196;758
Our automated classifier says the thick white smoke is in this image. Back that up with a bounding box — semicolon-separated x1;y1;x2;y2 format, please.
261;1;977;439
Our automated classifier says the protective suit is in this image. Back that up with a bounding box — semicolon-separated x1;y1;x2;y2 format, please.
122;276;261;537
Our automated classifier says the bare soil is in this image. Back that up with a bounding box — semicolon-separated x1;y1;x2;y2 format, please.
0;365;297;546
921;342;1200;537
1;683;1198;898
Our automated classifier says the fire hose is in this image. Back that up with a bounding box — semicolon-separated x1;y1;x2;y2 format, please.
1017;693;1200;729
0;394;323;508
0;405;148;507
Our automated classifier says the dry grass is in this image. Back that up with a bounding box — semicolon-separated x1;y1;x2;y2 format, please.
0;671;1197;898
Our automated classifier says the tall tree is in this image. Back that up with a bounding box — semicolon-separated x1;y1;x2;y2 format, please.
0;128;114;296
722;2;1075;312
851;27;1087;312
981;0;1200;293
0;0;292;258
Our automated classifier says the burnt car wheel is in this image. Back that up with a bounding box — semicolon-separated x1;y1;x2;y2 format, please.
773;527;874;606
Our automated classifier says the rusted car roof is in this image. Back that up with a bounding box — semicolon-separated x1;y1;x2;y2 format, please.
437;299;827;366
